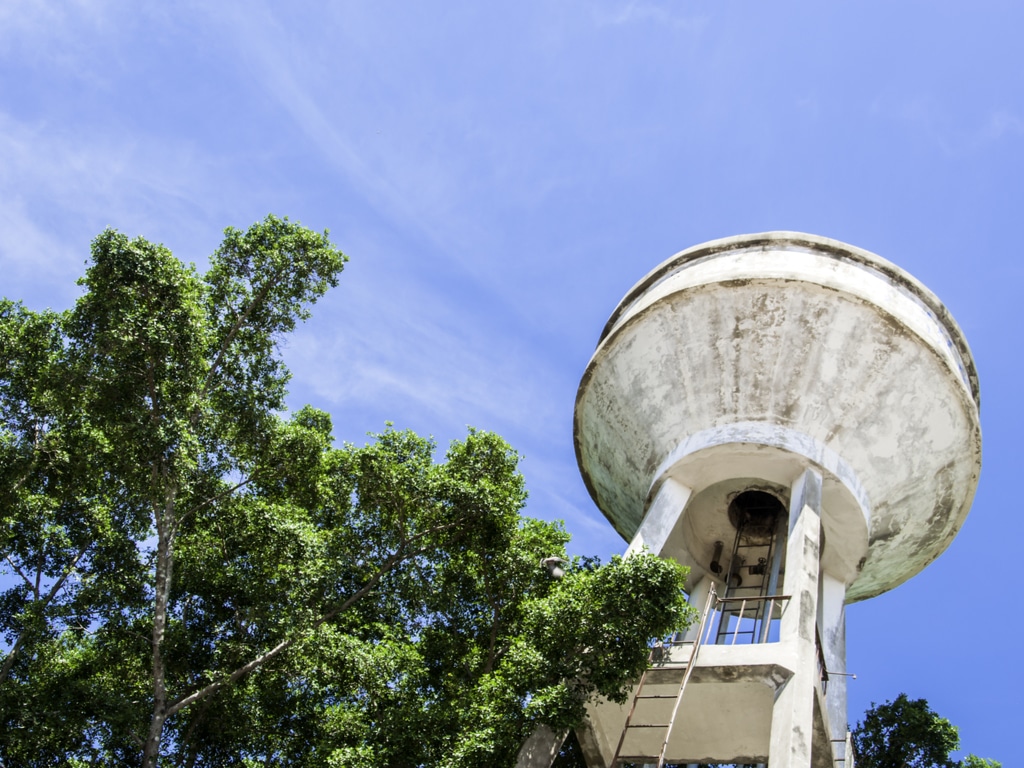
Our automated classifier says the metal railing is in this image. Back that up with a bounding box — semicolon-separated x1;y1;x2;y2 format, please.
652;593;791;663
706;593;789;646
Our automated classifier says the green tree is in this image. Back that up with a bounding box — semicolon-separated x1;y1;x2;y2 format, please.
0;218;695;766
959;757;1001;768
1;215;348;765
853;694;999;768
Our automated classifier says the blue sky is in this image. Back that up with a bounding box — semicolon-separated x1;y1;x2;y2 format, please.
1;0;1019;761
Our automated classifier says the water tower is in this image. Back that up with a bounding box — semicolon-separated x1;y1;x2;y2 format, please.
571;233;981;767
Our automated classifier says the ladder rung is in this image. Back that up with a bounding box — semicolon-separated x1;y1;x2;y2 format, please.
610;584;718;768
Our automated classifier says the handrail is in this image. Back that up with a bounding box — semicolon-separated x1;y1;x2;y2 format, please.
714;593;789;604
710;593;790;646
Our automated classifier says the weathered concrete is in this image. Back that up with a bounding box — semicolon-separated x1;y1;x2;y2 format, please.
678;574;712;643
578;471;840;766
574;232;981;602
768;469;822;768
514;725;567;768
571;233;981;767
575;719;609;768
583;654;793;765
819;572;849;742
625;476;691;559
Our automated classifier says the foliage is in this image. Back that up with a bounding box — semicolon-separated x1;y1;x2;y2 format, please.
853;694;999;768
0;218;695;766
959;757;1000;768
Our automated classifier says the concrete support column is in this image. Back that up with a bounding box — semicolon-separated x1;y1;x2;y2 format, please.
678;573;713;643
624;477;692;558
575;719;610;768
768;468;822;768
514;725;567;768
820;572;849;742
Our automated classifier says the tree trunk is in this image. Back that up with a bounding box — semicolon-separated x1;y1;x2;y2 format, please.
142;486;177;768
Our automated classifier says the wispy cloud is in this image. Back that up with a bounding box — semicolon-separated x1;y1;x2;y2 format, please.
865;95;1024;159
0;107;261;307
892;96;955;157
0;0;121;73
978;110;1024;143
282;269;618;553
191;1;622;316
595;1;708;31
285;264;564;440
195;4;485;262
0;199;80;306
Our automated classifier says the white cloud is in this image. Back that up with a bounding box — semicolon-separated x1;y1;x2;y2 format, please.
979;110;1024;143
896;97;955;157
595;1;708;31
0;0;122;73
867;97;1024;157
285;270;563;441
0;198;81;306
0;104;273;306
194;4;478;258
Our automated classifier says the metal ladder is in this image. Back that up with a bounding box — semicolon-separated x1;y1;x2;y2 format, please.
610;585;718;768
717;512;781;646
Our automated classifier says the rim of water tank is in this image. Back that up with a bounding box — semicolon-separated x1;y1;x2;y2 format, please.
598;232;980;410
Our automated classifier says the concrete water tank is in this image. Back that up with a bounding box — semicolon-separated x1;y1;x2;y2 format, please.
570;232;981;767
574;231;981;602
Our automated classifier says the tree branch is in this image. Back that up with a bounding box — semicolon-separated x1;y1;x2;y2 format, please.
158;509;470;745
202;278;276;397
166;547;410;718
7;449;39;497
34;545;43;601
0;629;28;685
41;540;90;606
178;471;259;528
0;541;89;684
142;483;178;768
3;554;34;592
482;572;502;675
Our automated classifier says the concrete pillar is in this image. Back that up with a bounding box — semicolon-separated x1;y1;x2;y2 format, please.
678;573;713;643
624;477;692;559
514;725;567;768
820;572;849;742
575;719;609;768
768;468;822;768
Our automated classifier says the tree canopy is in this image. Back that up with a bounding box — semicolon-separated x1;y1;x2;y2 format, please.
853;694;1000;768
0;217;695;766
